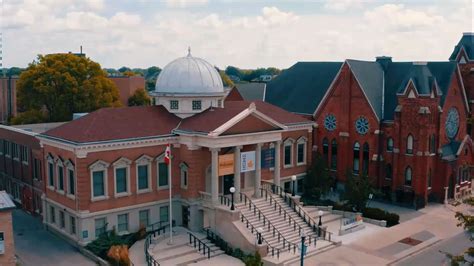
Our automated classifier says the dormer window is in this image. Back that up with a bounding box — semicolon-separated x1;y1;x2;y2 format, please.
170;100;179;110
192;100;202;110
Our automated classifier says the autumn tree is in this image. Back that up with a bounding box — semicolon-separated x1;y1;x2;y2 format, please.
343;170;375;211
15;54;121;124
128;88;151;106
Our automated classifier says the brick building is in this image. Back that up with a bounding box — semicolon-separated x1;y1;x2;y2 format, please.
109;76;146;106
0;191;16;266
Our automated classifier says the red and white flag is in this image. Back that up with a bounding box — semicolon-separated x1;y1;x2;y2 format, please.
164;144;171;165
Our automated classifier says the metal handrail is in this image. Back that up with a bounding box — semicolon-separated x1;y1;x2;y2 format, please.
144;224;169;266
146;220;175;233
188;231;212;259
239;212;281;259
239;192;299;254
260;188;317;246
262;182;334;243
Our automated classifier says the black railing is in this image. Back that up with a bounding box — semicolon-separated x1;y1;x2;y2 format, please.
146;220;175;234
262;182;334;243
239;192;299;255
144;224;170;266
219;194;232;207
260;188;317;247
240;213;281;259
188;231;212;259
203;227;232;254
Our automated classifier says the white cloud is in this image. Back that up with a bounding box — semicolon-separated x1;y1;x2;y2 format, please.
65;12;108;30
166;0;208;8
197;14;223;28
324;0;374;11
257;7;299;27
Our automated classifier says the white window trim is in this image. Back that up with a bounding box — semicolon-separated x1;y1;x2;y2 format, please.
117;213;129;235
21;146;29;165
283;138;294;168
180;162;188;189
65;160;76;199
94;217;108;238
136;155;153;194
89;160;110;201
296;137;307;166
113;157;132;198
56;159;65;195
46;155;55;191
156;153;169;190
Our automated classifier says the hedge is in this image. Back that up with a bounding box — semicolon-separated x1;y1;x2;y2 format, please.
362;207;400;227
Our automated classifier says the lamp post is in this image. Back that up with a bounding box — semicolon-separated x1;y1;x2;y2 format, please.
291;175;297;196
300;230;306;266
230;187;236;211
318;210;323;237
367;193;373;208
257;227;263;245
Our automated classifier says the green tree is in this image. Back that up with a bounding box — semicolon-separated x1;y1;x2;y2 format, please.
10;109;47;125
118;66;131;73
343;170;374;211
145;66;161;79
219;70;235;88
128;88;151;106
303;153;333;203
15;53;121;123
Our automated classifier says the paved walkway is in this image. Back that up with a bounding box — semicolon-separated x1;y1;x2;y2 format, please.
12;210;94;266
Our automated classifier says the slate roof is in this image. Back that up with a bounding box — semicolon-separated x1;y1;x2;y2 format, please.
449;33;474;61
0;191;15;211
235;83;266;101
441;141;461;161
177;101;313;134
265;62;343;115
43;106;181;143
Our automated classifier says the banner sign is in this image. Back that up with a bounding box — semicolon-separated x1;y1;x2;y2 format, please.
341;214;363;231
261;148;275;169
0;231;4;254
241;151;256;172
218;154;234;176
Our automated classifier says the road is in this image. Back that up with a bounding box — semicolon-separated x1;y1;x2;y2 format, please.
12;210;95;266
395;231;472;266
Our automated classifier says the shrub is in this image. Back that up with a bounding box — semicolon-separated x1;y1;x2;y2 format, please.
107;245;130;266
86;229;142;263
362;207;400;227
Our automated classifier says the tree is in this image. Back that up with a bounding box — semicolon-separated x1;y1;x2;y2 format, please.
145;66;161;79
10;109;47;125
219;70;235;88
118;66;131;73
343;170;375;211
122;71;136;77
15;53;121;123
303;153;334;203
128;88;151;106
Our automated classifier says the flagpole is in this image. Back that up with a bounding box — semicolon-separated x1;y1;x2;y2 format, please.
168;145;173;245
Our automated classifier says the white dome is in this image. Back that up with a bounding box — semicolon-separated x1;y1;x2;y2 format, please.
155;51;224;95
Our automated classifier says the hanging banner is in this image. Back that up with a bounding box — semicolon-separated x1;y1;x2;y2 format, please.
241;151;256;172
261;148;275;169
218;154;234;176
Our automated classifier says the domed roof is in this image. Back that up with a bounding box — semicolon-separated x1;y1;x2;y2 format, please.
155;49;224;95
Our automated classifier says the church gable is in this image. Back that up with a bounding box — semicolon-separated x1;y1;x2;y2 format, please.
221;114;281;135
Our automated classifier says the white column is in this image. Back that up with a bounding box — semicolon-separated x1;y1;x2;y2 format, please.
211;148;220;204
255;143;262;197
444;186;449;204
274;140;281;187
234;146;242;197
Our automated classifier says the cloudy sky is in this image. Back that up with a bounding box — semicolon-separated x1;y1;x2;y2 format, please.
1;0;473;69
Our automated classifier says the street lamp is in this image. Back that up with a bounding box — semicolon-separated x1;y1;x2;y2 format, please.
291;175;297;196
318;210;323;237
257;227;263;245
300;230;306;266
367;193;373;208
230;187;236;211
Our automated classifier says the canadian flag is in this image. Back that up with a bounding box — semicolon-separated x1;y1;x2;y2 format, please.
164;144;171;165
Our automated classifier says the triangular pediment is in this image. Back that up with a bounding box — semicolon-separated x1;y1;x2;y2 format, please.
221;114;281;135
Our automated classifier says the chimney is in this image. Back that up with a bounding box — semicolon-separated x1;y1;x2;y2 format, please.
376;56;392;72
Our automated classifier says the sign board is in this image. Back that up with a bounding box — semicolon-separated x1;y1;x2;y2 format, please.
241;151;256;172
341;214;363;231
261;148;275;169
0;231;4;254
218;154;234;176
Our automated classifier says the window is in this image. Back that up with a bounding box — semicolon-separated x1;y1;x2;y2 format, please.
296;137;307;165
218;99;222;107
430;135;436;154
4;140;10;156
405;167;412;186
95;218;107;237
192;100;202;110
59;211;65;229
385;164;393;179
92;171;105;197
407;135;414;154
48;162;54;188
353;142;360;174
115;168;128;194
331;139;337;170
57;164;64;192
158;161;168;187
12;143;19;159
427;168;432;188
70;216;76;235
362;143;369;176
20;145;28;164
50;206;56;224
160;206;169;223
284;139;294;167
33;159;42;180
322;138;329;165
117;214;129;233
139;210;149;227
138;165;150;191
68;169;75;196
284;181;291;193
0;139;3;154
170;100;179;110
180;163;188;189
387;138;394;152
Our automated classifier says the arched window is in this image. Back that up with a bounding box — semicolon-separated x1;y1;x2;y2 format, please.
362;143;369;175
405;167;412;186
385;164;392;179
427;168;432;188
387;138;394;152
430;135;436;154
353;142;360;174
322;138;329;165
331;139;337;170
407;135;414;154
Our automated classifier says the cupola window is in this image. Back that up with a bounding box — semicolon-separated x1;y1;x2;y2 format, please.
192;100;202;110
170;100;179;110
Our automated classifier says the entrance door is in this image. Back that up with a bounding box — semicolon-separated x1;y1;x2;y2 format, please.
182;206;189;228
223;175;234;195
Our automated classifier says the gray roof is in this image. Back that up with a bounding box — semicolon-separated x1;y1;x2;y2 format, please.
450;33;474;61
441;141;461;161
265;62;343;115
0;191;15;211
12;122;66;134
235;83;266;101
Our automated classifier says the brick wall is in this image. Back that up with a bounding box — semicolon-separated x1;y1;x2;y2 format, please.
0;210;15;266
